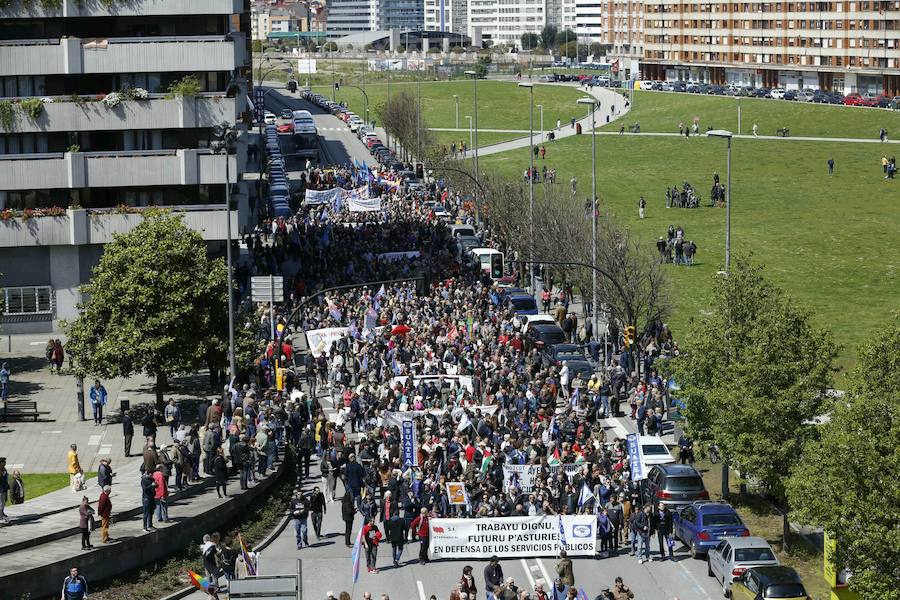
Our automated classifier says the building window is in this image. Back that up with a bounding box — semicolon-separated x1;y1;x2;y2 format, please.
2;286;53;316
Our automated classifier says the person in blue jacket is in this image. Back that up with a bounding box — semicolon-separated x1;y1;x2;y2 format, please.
89;379;108;425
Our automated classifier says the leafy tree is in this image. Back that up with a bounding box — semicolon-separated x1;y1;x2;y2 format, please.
520;33;540;51
786;315;900;600
540;25;558;49
673;257;837;546
558;41;577;60
66;214;229;410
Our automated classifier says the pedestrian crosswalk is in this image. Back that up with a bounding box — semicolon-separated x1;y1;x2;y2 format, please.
318;127;350;132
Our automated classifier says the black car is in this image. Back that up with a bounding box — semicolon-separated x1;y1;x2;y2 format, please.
708;85;726;95
640;464;710;510
754;87;771;98
672;82;687;92
541;343;584;367
525;323;567;351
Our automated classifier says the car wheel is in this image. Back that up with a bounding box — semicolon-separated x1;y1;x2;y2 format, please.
722;576;730;598
690;541;698;559
707;562;713;577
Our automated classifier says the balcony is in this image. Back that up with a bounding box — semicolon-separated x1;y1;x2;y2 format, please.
6;95;243;134
0;207;238;248
0;149;237;192
0;34;247;77
0;0;245;19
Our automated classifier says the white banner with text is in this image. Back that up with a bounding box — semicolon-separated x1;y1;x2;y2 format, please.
428;515;597;559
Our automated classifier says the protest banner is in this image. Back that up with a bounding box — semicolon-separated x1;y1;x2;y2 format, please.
428;515;597;559
627;433;646;481
446;482;468;505
401;420;417;467
347;195;382;212
305;327;349;358
502;463;585;493
376;251;421;262
303;187;342;205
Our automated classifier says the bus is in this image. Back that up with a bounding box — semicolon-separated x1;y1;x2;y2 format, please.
291;109;318;159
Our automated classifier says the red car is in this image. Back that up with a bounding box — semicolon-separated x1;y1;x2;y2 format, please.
843;93;863;106
366;138;382;148
276;121;294;133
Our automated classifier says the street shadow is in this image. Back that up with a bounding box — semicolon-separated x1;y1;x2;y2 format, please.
307;540;335;548
2;356;46;400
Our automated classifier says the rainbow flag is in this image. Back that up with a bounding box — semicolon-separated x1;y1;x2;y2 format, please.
351;524;364;582
577;588;590;600
238;533;257;576
188;570;211;591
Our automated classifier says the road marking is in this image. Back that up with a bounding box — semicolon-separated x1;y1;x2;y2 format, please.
97;445;112;455
535;558;555;590
416;580;426;600
677;561;717;600
519;558;536;589
7;463;24;469
28;341;46;346
88;434;102;446
41;430;63;434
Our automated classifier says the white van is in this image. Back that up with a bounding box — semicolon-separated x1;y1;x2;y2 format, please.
469;247;503;279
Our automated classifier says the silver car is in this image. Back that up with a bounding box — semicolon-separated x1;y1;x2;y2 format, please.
707;536;780;597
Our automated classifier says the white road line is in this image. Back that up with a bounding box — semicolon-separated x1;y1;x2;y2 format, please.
519;559;536;589
41;430;63;434
677;562;716;600
7;463;24;469
28;341;45;346
87;434;102;446
535;558;555;590
416;580;427;600
97;445;112;455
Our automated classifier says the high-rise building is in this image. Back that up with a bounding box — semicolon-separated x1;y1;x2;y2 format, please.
424;0;469;34
601;0;643;76
468;0;561;48
326;0;424;39
642;1;900;94
0;0;251;332
562;0;603;44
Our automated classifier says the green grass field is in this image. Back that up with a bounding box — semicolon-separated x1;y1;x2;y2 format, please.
602;90;900;139
307;80;588;132
430;130;524;149
478;132;899;374
21;472;98;500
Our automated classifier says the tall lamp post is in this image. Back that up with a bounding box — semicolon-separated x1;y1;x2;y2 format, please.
212;122;238;381
464;70;480;212
465;115;473;153
707;129;733;274
577;97;598;339
535;103;544;141
453;94;460;129
519;82;536;293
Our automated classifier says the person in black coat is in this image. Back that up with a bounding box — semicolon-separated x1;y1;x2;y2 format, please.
341;491;356;547
141;410;158;444
122;411;135;457
386;515;406;567
652;502;674;560
97;458;115;488
212;447;228;498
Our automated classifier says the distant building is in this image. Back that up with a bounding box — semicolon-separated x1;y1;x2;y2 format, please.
600;0;642;77
251;3;311;41
326;0;423;39
423;0;469;36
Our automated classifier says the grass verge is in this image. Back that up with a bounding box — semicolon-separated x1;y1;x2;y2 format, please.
695;457;830;600
21;472;98;500
85;449;295;600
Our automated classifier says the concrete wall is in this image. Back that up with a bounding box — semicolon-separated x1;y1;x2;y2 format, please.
0;462;285;600
0;0;243;19
0;35;244;77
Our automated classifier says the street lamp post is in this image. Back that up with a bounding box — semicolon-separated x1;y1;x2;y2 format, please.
536;104;544;141
707;129;733;274
520;82;536;293
212;122;238;381
465;115;473;152
577;97;598;340
465;70;480;211
453;94;459;129
331;44;336;102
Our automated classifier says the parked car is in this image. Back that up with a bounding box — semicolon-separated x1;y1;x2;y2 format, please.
843;93;864;106
540;342;586;368
263;111;277;125
640;464;709;511
525;322;567;351
783;90;798;101
730;566;809;600
796;90;815;102
673;501;750;558
686;83;702;93
708;85;726;95
639;435;676;465
770;88;786;100
672;81;687;92
279;109;293;120
754;87;771;98
708;536;780;597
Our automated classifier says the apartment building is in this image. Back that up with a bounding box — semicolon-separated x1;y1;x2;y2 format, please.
0;0;251;332
601;0;643;76
326;0;424;39
562;0;604;44
251;3;311;41
642;1;900;94
468;0;559;47
424;0;470;34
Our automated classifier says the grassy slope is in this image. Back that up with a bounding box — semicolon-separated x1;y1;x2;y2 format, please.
22;472;98;499
308;80;588;131
430;130;524;149
478;133;899;374
601;90;900;139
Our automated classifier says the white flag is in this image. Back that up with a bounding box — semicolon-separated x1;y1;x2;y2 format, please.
457;412;472;432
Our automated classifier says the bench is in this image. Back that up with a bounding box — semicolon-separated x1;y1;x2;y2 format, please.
1;401;39;421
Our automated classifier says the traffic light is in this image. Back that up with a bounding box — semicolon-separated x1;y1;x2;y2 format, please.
623;325;636;347
415;162;424;179
490;253;504;279
334;82;340;91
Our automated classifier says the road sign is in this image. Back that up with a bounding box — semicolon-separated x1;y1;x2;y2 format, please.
251;276;284;303
254;88;266;123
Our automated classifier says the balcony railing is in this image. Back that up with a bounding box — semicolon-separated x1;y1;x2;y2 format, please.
0;0;244;19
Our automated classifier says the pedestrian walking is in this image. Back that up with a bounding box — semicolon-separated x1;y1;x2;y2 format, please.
386;515;406;567
828;157;835;176
635;504;652;563
459;565;478;599
556;118;561;130
0;362;9;402
98;485;112;543
310;486;326;538
78;495;94;549
653;502;675;560
61;567;89;600
68;444;83;492
142;409;158;445
290;489;310;549
555;550;574;587
89;380;107;425
165;398;181;439
342;490;355;547
97;458;115;488
153;465;170;522
0;457;9;525
51;339;65;374
361;517;382;574
213;447;228;497
123;410;134;457
639;196;646;219
752;123;758;137
410;507;430;563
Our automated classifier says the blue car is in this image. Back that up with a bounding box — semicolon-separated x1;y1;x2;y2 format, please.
673;501;750;558
506;292;539;315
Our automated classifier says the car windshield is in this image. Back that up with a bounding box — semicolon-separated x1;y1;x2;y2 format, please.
765;583;806;598
666;476;704;491
539;329;566;344
703;513;742;526
734;548;776;562
642;444;670;456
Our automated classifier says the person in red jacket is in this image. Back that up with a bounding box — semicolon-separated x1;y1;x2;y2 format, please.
361;517;382;573
98;485;112;543
409;507;431;564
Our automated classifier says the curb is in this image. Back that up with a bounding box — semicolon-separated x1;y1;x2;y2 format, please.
158;475;293;600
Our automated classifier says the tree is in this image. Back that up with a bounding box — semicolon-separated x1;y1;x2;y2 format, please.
376;91;435;162
520;33;540;51
674;256;838;547
558;41;577;60
540;25;558;50
66;214;228;410
786;315;900;600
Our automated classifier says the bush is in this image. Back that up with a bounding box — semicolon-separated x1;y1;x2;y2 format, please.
166;75;202;98
20;98;44;119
